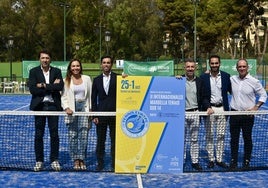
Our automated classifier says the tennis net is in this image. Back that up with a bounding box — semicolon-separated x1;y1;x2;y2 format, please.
0;111;114;172
0;110;267;172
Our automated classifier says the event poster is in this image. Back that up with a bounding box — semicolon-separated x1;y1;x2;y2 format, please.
115;76;186;173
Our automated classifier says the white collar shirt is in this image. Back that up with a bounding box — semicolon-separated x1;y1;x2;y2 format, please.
210;72;222;104
103;72;111;95
230;74;267;110
41;66;54;102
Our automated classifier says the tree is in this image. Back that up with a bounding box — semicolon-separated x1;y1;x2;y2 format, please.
249;1;268;65
156;0;193;61
107;0;164;60
156;0;265;61
0;0;266;63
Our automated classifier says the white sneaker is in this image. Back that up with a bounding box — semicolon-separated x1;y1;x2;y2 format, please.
34;162;43;172
80;160;87;170
51;161;61;171
80;164;87;170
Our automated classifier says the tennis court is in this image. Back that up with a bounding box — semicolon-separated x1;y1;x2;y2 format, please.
0;94;268;187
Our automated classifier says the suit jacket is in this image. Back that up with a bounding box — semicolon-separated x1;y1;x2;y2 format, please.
61;74;92;112
28;66;64;111
200;70;231;111
91;72;117;112
183;75;210;111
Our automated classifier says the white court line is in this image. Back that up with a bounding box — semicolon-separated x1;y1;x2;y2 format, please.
13;104;30;111
136;173;143;188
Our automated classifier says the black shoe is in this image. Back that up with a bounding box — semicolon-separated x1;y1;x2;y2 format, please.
216;161;228;168
243;160;250;169
111;163;115;172
207;161;214;168
192;163;203;171
96;163;104;171
229;159;237;171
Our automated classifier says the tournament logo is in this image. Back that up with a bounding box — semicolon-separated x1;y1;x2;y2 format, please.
121;110;149;138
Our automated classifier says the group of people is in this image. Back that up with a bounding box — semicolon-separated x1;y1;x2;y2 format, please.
28;49;116;172
182;55;267;171
28;49;267;172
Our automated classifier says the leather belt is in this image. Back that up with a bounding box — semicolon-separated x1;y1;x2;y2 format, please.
211;103;222;107
186;108;198;111
42;101;55;106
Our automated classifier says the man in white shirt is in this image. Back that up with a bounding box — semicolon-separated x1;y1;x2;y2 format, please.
229;58;267;170
91;55;117;171
28;49;64;171
200;55;231;169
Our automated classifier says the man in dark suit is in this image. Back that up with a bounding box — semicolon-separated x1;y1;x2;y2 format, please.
179;59;212;171
92;55;117;171
28;49;64;171
200;55;231;169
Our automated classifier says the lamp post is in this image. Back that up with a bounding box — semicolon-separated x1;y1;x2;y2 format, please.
95;18;105;62
8;35;14;81
99;24;102;61
55;1;70;62
162;31;170;57
181;31;189;62
191;0;200;63
233;33;240;59
105;31;111;55
75;42;80;58
241;40;247;59
75;42;80;51
163;40;168;57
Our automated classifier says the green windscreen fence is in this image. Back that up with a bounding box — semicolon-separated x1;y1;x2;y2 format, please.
22;61;68;78
123;60;174;76
22;59;257;78
207;59;257;76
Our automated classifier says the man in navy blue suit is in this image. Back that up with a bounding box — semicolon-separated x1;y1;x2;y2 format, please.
200;55;231;169
92;55;117;171
180;59;212;171
28;49;64;171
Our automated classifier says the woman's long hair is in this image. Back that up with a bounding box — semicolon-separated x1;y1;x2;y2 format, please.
65;59;83;88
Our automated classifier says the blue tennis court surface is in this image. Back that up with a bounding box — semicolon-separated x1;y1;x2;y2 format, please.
0;169;268;187
0;94;268;187
0;94;30;111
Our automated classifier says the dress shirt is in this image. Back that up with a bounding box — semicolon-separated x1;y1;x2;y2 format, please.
210;72;222;104
42;66;54;103
103;73;111;95
185;77;198;110
230;74;267;111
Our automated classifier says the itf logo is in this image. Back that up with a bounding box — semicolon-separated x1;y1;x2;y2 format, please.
121;110;149;138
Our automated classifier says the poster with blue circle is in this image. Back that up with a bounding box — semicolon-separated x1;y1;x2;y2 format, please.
116;76;186;173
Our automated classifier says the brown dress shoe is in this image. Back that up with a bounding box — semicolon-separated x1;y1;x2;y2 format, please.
216;161;228;168
192;163;203;171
